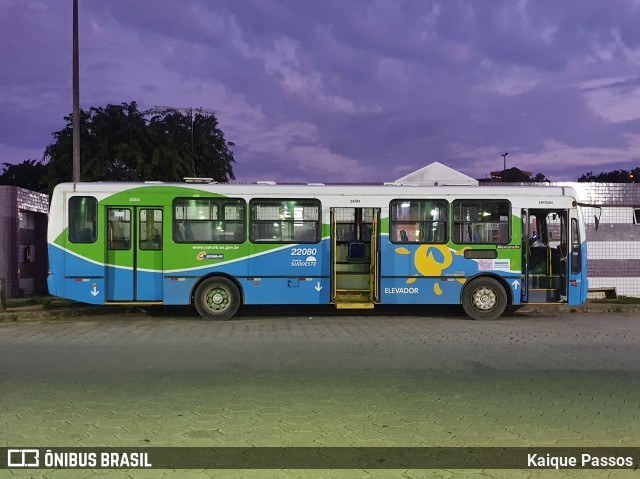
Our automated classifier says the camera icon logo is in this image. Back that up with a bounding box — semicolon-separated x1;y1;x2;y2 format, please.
7;449;40;468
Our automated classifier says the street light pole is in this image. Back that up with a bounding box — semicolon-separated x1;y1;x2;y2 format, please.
72;0;80;182
190;107;195;177
502;152;508;172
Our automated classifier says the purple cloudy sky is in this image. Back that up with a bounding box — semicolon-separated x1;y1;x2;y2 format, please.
2;0;640;183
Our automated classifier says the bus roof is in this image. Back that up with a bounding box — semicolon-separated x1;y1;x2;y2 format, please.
53;181;579;199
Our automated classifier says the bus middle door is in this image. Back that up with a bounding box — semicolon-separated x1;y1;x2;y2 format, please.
106;207;133;301
106;207;163;301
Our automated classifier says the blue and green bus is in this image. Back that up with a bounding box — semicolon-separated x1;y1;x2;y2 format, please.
47;181;588;320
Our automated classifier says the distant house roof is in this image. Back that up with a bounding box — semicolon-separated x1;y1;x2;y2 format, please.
489;167;533;179
393;161;479;186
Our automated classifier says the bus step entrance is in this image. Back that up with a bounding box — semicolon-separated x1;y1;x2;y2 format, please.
334;288;374;308
527;274;562;302
528;289;560;302
335;301;375;310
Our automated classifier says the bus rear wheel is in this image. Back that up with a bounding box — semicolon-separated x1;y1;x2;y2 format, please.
462;277;507;321
194;277;240;320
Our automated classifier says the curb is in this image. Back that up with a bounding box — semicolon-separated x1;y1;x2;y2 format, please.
0;305;140;322
2;301;640;322
516;303;640;316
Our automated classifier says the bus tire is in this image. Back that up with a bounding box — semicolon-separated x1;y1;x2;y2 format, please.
462;277;507;321
194;277;241;321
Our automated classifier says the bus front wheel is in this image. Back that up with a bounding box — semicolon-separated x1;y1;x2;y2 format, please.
462;277;507;321
194;277;241;320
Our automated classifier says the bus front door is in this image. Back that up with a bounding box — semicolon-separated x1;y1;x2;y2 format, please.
521;208;569;304
106;207;163;302
567;211;588;305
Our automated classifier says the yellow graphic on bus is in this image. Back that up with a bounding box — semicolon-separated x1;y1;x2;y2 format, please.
395;245;453;295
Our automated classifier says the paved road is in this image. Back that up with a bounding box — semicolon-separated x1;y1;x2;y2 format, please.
1;308;639;478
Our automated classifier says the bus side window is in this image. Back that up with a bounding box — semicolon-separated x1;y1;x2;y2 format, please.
390;199;448;244
68;196;97;243
250;199;320;244
452;199;510;245
173;198;246;244
571;218;581;274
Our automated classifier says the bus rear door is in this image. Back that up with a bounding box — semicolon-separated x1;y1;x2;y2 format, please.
106;207;163;301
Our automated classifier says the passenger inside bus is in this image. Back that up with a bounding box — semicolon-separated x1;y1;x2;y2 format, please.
528;231;549;274
174;222;186;242
74;227;93;243
472;225;483;242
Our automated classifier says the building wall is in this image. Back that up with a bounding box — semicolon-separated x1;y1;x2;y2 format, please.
0;186;49;298
0;187;18;296
571;183;640;298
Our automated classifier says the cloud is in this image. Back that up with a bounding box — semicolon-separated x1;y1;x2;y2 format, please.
230;118;374;183
452;134;640;181
582;76;640;123
480;66;543;97
531;135;640;177
3;0;640;185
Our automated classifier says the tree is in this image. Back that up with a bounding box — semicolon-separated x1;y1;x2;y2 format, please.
578;168;640;183
146;107;235;181
0;159;49;193
532;172;549;182
43;102;235;192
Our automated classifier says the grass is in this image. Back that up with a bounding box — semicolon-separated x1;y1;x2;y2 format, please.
5;296;79;310
590;296;640;305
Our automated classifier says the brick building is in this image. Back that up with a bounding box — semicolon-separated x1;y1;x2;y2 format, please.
0;186;49;298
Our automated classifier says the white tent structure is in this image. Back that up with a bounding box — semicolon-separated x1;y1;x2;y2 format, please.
392;161;479;186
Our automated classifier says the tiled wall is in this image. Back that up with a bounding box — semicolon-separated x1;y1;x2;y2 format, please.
16;187;49;215
564;183;640;298
482;182;640;298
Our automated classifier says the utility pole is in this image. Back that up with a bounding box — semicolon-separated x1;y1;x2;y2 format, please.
190;107;195;177
153;106;209;177
72;0;80;182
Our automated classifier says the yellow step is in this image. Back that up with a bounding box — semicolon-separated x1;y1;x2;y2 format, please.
335;302;375;309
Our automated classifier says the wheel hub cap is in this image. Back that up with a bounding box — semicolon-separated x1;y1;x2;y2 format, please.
207;288;229;311
212;292;224;305
473;287;496;311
